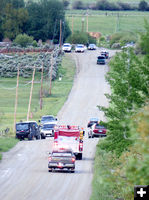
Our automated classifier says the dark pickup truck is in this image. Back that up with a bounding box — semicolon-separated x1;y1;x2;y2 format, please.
48;149;76;173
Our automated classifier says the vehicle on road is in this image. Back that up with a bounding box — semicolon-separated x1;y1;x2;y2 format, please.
62;43;72;52
87;118;99;128
39;115;57;127
88;44;96;50
16;121;40;140
54;125;84;160
75;44;85;53
88;123;107;138
40;122;57;139
101;51;109;59
48;148;76;172
97;56;106;65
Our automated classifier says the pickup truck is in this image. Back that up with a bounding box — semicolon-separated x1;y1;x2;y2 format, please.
48;148;75;173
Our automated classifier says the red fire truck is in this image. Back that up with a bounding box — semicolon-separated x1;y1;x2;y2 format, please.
54;125;84;160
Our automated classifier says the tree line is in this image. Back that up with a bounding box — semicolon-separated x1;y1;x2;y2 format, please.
0;0;71;43
73;0;149;11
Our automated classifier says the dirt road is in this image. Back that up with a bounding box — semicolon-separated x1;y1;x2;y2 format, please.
0;49;117;200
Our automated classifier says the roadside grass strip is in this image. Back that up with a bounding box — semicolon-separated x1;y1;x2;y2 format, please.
0;54;75;159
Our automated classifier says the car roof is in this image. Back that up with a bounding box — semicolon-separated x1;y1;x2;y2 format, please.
98;56;105;59
52;148;73;153
90;118;99;121
41;115;54;118
63;43;71;45
43;122;57;125
16;121;37;124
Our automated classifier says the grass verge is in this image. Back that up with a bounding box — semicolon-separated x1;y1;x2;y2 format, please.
0;53;76;160
0;137;18;160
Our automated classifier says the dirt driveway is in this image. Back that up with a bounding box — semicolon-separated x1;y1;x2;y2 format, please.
0;49;117;200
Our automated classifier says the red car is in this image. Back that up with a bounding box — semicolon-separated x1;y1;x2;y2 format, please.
88;123;107;138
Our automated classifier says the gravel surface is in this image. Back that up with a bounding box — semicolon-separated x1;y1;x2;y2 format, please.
0;49;117;200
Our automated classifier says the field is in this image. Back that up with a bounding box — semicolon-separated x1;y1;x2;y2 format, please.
66;10;149;36
0;54;75;133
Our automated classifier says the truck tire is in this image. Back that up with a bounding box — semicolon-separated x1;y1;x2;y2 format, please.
36;135;40;140
78;153;82;160
41;134;45;139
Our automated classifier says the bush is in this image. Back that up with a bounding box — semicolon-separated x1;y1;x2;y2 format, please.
109;32;137;47
66;32;96;44
13;34;34;47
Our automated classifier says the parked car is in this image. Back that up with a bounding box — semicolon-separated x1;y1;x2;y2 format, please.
75;44;85;53
88;123;107;138
101;51;109;59
39;115;57;126
97;56;106;65
40;122;57;139
16;121;40;140
62;43;72;52
87;118;99;128
88;44;96;50
48;148;76;173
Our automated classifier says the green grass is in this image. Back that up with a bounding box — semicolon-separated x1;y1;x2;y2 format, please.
66;10;149;36
0;137;19;160
0;54;75;132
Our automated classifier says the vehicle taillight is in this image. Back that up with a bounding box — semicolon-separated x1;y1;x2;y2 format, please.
48;157;52;162
72;157;75;162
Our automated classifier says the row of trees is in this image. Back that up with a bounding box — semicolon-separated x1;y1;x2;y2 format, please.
93;20;149;199
73;0;149;11
0;0;71;42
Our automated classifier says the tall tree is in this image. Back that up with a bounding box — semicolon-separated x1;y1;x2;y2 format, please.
2;3;28;40
26;0;70;42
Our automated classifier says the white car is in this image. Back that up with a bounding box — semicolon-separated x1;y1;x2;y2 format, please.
88;44;96;50
62;43;72;52
40;121;57;139
75;44;85;53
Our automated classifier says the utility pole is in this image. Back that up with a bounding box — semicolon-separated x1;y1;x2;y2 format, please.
72;15;74;35
13;67;19;132
59;19;62;49
86;14;88;32
49;53;53;95
27;67;36;121
40;63;44;110
81;17;85;32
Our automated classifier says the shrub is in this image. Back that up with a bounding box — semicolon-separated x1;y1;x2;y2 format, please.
66;32;96;45
13;34;34;47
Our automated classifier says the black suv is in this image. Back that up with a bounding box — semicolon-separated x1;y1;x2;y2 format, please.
16;121;40;140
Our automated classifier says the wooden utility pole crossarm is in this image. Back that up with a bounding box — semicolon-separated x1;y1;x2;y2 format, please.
13;67;20;132
27;67;36;121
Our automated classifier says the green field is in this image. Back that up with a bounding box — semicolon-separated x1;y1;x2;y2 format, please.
66;10;149;36
0;54;75;133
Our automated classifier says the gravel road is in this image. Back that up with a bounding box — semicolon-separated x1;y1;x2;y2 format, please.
0;49;117;200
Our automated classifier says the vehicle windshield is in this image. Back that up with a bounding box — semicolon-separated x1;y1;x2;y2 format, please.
98;56;105;59
77;45;83;48
41;116;54;122
16;123;29;131
64;44;70;47
52;152;72;157
95;125;105;129
43;124;55;129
